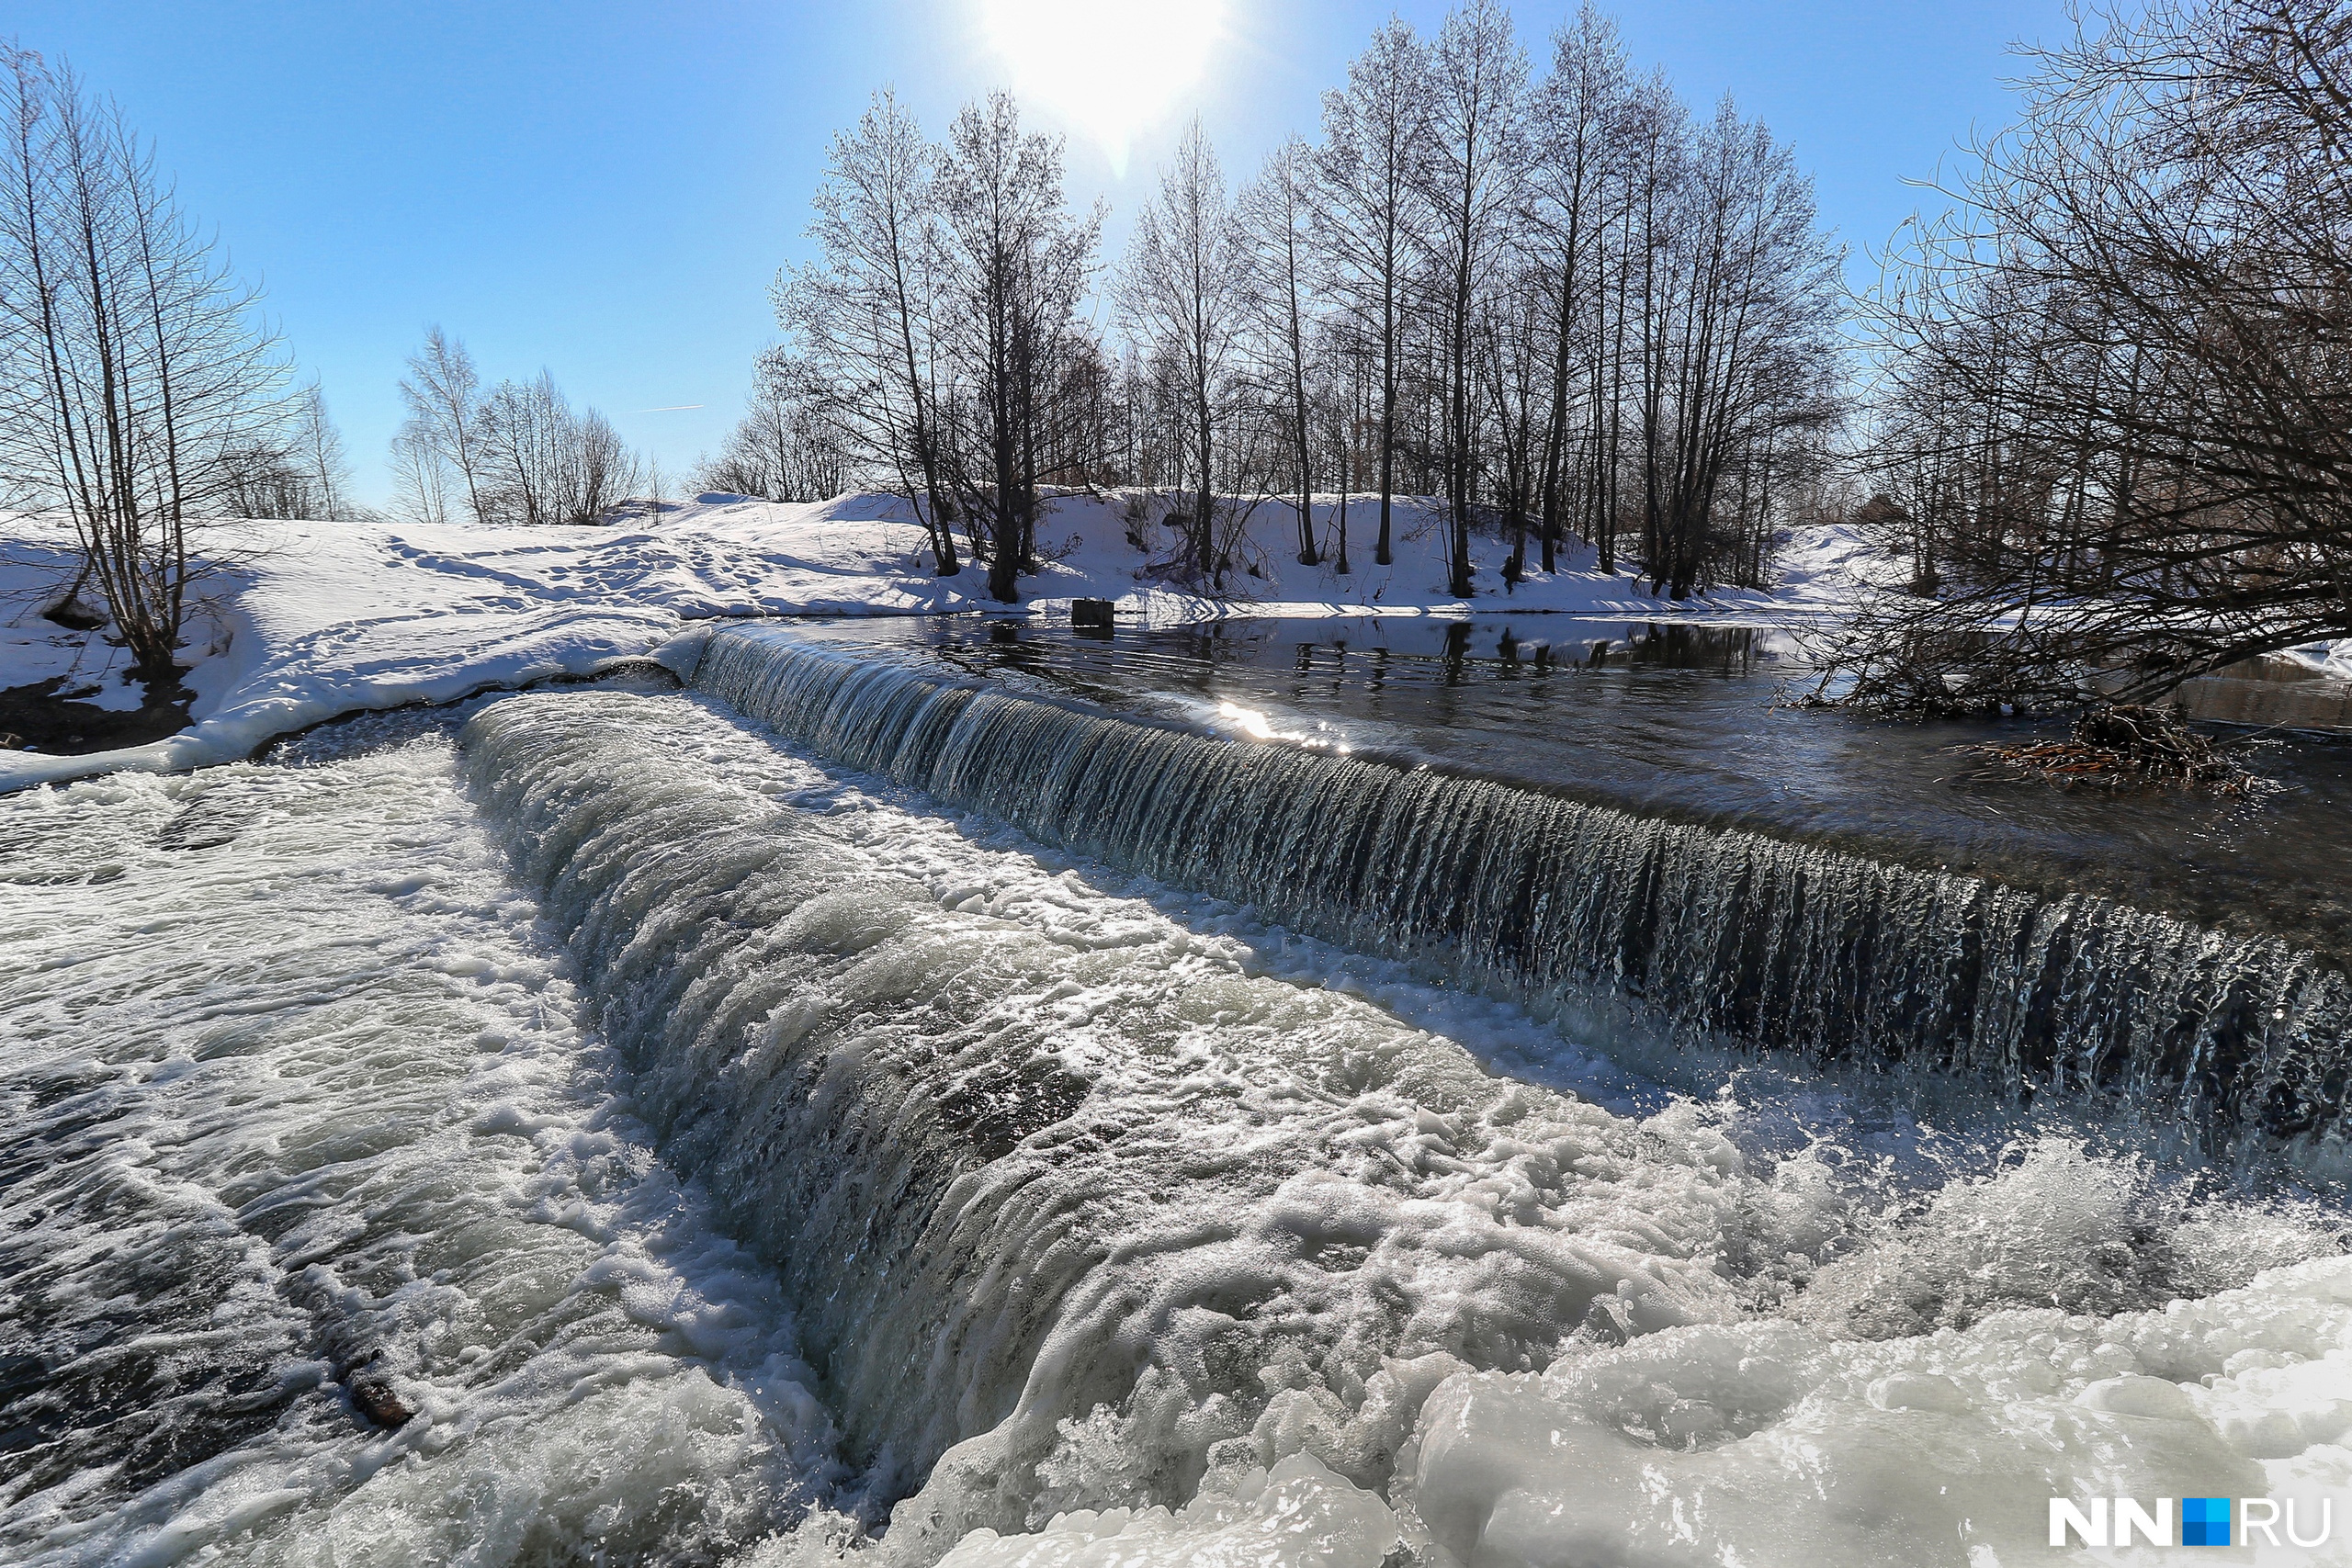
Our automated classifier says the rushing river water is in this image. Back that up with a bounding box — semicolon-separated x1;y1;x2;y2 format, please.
6;625;2352;1567
702;622;2352;1161
803;615;2352;960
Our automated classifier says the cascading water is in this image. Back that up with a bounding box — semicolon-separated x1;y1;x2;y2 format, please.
682;622;2352;1156
458;689;1786;1560
454;682;2338;1567
12;653;2352;1568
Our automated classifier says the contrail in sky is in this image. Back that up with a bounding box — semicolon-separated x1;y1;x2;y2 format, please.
636;404;703;412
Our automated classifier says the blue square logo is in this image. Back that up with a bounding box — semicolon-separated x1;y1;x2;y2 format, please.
2183;1496;2231;1546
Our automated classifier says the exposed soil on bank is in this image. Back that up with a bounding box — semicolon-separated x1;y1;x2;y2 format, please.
0;673;190;754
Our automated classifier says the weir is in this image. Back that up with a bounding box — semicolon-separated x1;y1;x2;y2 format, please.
458;690;1763;1556
684;622;2352;1154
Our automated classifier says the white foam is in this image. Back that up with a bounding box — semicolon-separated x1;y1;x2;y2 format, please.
0;722;840;1565
933;1454;1397;1568
1396;1255;2352;1565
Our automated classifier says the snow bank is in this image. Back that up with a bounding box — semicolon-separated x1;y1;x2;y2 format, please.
0;498;954;793
0;492;1871;794
1028;486;1870;625
0;522;151;711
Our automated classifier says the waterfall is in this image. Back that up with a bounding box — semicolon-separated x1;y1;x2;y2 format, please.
459;690;1778;1559
685;623;2352;1154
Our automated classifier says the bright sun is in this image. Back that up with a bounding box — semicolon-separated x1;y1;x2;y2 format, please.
975;0;1227;174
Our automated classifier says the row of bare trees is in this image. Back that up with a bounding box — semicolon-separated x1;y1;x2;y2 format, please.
390;327;645;528
775;88;1103;599
20;0;2334;705
697;354;851;503
762;1;1845;604
1835;0;2352;709
215;382;356;524
0;46;347;682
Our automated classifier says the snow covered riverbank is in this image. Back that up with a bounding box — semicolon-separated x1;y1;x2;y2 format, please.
0;491;1872;793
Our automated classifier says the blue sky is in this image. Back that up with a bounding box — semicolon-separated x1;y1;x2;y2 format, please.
7;1;2064;508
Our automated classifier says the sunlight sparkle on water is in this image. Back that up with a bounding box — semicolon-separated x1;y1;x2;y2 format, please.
1217;699;1278;739
975;0;1225;174
1216;699;1351;752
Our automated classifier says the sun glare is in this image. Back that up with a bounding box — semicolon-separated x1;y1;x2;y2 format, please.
976;0;1226;174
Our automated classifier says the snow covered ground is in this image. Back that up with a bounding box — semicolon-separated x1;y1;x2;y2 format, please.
0;491;1875;793
1;526;152;714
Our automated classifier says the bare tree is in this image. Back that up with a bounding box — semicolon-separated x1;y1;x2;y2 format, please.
1641;99;1841;598
476;370;643;525
1526;6;1625;573
391;326;487;526
292;381;353;518
1241;136;1329;569
1420;0;1529;597
776;89;959;572
390;330;643;526
699;351;852;502
1120;118;1249;584
214;380;355;521
1478;247;1550;585
1315;19;1430;567
933;90;1100;602
0;47;288;682
1835;0;2352;709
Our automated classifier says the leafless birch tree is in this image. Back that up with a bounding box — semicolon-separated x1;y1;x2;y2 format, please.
1315;20;1431;567
1120;118;1249;584
777;89;959;572
1420;0;1528;597
390;329;644;526
933;90;1101;601
0;47;288;682
698;352;851;502
390;326;487;526
1240;137;1327;569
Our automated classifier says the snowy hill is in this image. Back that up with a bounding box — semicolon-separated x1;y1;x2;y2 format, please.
1;490;1874;792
